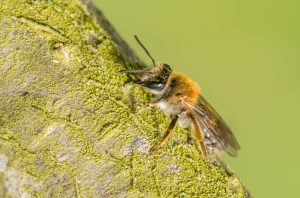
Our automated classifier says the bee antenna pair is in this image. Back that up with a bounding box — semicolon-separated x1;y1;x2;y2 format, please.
134;35;156;66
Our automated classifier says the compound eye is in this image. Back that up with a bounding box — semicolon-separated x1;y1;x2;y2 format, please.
162;64;171;71
148;82;164;89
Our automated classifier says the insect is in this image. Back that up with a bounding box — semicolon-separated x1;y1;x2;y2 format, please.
118;36;240;160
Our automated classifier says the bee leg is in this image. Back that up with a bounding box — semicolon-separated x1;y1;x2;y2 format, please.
149;115;179;154
190;115;208;161
137;104;152;114
138;97;164;113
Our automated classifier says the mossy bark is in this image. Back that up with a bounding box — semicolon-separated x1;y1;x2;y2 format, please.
0;0;250;197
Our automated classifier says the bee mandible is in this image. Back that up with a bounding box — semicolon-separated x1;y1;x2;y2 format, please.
118;36;240;160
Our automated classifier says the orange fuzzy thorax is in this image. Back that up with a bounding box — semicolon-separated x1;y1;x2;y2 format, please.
166;72;200;105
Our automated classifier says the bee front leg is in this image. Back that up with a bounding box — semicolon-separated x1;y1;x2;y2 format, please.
138;97;164;113
149;115;179;154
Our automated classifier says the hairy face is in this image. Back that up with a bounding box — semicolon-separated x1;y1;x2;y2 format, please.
135;64;172;91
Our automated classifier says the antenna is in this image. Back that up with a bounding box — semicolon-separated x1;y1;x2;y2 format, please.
134;35;156;66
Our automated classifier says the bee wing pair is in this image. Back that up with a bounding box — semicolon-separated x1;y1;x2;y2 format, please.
183;96;240;157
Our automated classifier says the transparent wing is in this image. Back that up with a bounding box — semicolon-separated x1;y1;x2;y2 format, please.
184;96;240;157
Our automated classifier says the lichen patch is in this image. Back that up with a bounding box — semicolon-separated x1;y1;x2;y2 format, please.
124;136;149;155
4;168;41;198
43;123;65;138
0;155;8;172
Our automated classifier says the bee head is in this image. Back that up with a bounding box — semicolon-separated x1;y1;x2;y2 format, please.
117;64;172;92
117;35;172;93
135;63;172;91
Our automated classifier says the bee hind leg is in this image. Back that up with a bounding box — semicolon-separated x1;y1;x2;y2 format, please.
190;115;208;161
149;115;179;154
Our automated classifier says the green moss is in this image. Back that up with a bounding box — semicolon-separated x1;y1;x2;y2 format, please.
0;0;248;197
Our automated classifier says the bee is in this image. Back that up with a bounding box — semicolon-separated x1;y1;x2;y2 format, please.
118;36;240;160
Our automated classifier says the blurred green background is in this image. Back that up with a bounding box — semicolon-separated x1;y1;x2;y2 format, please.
94;1;300;197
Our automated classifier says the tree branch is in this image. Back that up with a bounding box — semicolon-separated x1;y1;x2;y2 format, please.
0;0;250;197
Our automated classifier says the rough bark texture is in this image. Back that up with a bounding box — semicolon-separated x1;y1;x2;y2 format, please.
0;0;249;197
